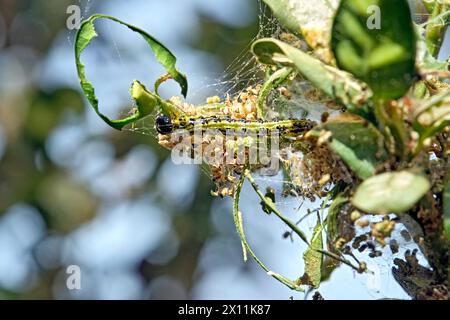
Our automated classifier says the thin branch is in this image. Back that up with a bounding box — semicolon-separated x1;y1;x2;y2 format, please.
318;250;362;273
233;174;304;292
243;169;309;245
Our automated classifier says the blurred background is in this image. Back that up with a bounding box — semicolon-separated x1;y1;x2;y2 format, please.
0;0;428;299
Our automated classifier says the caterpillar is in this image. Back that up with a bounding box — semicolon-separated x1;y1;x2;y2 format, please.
155;114;316;137
152;87;317;198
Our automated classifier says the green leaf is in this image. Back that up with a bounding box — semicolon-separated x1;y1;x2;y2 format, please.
262;0;339;62
331;0;417;99
425;1;450;58
244;170;309;244
251;38;372;108
233;175;304;291
414;89;450;140
422;0;436;13
257;67;293;118
308;114;388;180
444;218;450;242
320;195;348;283
352;171;431;214
75;14;188;130
298;214;323;289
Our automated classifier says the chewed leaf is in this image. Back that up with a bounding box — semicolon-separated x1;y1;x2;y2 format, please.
251;38;372;109
75;14;188;130
263;0;340;62
308;114;388;180
298;214;323;288
331;0;416;99
445;219;450;242
352;171;431;214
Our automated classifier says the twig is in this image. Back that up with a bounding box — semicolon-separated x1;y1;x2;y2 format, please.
243;169;309;245
233;174;304;291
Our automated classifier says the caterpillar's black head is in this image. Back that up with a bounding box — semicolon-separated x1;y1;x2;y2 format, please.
155;114;174;134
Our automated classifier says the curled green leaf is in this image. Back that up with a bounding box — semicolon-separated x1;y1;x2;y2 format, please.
75;14;188;130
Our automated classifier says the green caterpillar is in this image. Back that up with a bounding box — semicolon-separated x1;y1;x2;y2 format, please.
155;114;316;137
130;80;316;138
